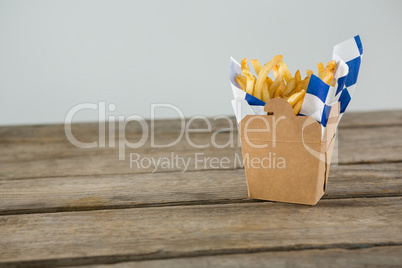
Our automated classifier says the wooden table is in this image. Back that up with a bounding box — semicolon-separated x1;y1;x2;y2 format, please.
0;110;401;267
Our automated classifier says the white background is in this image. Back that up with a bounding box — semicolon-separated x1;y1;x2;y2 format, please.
0;0;401;126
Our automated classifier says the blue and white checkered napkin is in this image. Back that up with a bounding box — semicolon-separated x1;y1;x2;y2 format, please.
230;35;363;137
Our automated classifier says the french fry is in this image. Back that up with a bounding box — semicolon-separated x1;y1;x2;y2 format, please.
294;81;302;93
254;55;283;100
322;60;337;85
269;62;285;98
262;81;270;102
260;77;274;101
240;58;256;95
282;78;296;98
294;70;301;86
242;70;255;95
255;66;273;101
269;72;283;98
294;70;313;93
235;74;246;91
267;77;273;87
274;81;285;98
279;62;293;83
250;59;262;75
236;74;247;85
317;62;324;79
294;76;307;93
251;59;273;101
241;58;250;72
238;56;335;108
303;76;311;91
253;74;262;99
293;98;304;115
288;90;306;107
272;65;279;79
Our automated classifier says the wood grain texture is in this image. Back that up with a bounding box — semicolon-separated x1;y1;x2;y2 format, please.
0;110;400;142
1;125;401;180
339;110;402;128
0;197;401;265
0;111;401;267
0;163;401;215
80;246;402;268
0;117;236;143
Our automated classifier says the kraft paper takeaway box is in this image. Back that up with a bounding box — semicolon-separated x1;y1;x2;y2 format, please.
238;98;340;206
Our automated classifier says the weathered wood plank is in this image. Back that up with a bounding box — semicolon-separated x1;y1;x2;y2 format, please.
339;110;402;128
78;246;402;268
0;110;400;142
0;197;401;265
0;132;242;179
0;125;401;180
0;163;401;215
0;117;236;143
333;125;402;164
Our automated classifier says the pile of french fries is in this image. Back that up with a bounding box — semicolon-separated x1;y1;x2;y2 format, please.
235;56;337;115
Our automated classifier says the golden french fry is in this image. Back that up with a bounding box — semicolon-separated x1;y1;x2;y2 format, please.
240;58;256;95
278;64;285;79
253;75;262;99
267;77;273;87
294;70;314;93
279;62;293;83
250;59;262;75
258;77;273;100
294;81;302;93
237;56;333;107
241;58;250;72
251;61;272;100
254;55;283;99
294;76;307;93
317;62;324;79
288;90;306;107
269;72;283;98
322;60;337;85
263;77;274;100
301;70;314;92
294;70;301;86
254;62;273;101
293;98;304;115
282;78;296;97
236;74;246;84
272;65;279;79
235;75;246;91
269;63;285;98
274;81;285;98
242;70;255;95
303;76;312;91
262;81;270;102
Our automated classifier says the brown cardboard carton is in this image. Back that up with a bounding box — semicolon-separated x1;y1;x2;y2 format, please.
239;98;340;206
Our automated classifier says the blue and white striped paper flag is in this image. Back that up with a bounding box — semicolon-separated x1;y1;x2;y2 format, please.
230;35;363;136
300;35;363;134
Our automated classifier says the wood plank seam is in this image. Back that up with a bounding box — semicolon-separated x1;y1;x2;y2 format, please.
338;123;402;129
1;193;401;217
0;242;401;268
1;120;401;143
1;159;402;182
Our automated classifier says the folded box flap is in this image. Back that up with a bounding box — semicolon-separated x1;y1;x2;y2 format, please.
264;97;295;117
239;98;322;144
